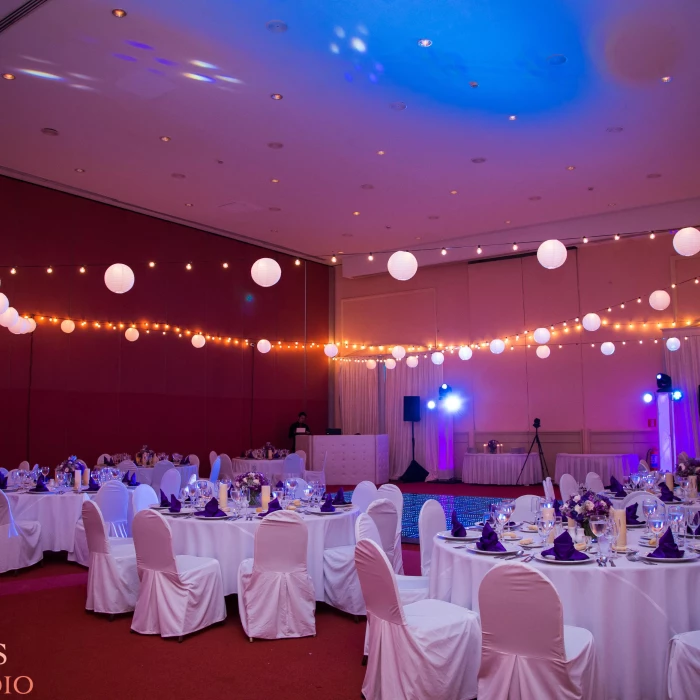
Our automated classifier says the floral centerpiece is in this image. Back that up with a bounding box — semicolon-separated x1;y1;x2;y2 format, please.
135;445;155;466
58;455;84;486
560;490;613;538
241;443;290;460
233;472;270;505
676;458;700;478
487;439;498;454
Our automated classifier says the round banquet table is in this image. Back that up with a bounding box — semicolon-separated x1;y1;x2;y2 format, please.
168;506;357;599
135;465;197;488
461;453;542;485
429;530;700;700
554;453;638;486
229;457;304;481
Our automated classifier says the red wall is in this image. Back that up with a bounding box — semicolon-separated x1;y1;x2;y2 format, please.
0;176;330;472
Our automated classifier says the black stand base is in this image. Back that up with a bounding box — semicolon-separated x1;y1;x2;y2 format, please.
400;459;428;483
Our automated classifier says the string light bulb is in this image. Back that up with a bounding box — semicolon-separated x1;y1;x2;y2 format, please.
222;262;229;269
295;259;301;266
10;267;17;274
441;248;447;256
477;245;482;255
47;266;53;274
185;263;192;270
614;234;620;241
512;243;518;251
650;233;656;240
368;253;374;261
583;237;589;243
331;254;337;263
79;266;86;273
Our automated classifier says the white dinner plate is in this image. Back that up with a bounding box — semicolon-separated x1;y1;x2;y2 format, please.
626;523;646;529
193;513;229;520
149;504;170;510
520;525;540;534
306;507;342;515
474;521;519;530
438;530;481;542
467;543;519;556
644;552;700;563
24;490;56;495
535;552;594;565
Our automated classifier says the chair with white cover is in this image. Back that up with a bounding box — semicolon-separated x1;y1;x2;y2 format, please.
150;460;174;494
295;449;307;463
7;469;19;486
83;500;139;615
559;473;579;502
159;468;181;501
668;631;700;700
377;484;404;574
126;484;158;536
18;460;29;471
478;563;600;700
677;451;690;464
351;480;379;514
209;456;222;483
0;490;42;573
638;459;650;471
282;452;303;477
510;494;540;524
209;450;217;468
620;490;664;513
418;499;446;577
217;453;232;481
0;468;7;477
187;454;200;468
585;472;605;494
131;509;226;639
119;459;136;471
238;511;315;640
97;453;112;465
355;538;481;700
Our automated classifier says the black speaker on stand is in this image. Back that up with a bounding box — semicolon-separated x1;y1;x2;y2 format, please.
400;396;428;482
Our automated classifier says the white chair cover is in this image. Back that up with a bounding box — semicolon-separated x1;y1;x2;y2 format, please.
159;468;181;501
213;454;228;481
378;483;404;574
7;469;19;487
97;453;112;465
638;459;650;471
209;450;217;468
355;539;481;700
367;499;399;564
119;459;136;471
238;511;315;639
18;460;29;471
668;630;700;699
187;454;200;468
131;509;226;638
511;494;540;523
0;490;42;573
0;468;7;476
126;484;158;536
150;461;174;494
282;453;303;477
295;449;307;462
619;491;665;512
585;472;605;493
83;500;139;614
559;473;579;502
351;480;379;514
418;499;446;577
478;563;601;700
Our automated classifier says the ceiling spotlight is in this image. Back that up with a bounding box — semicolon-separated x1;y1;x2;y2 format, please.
449;190;458;195
266;20;288;33
417;38;433;47
185;203;193;207
148;261;155;268
295;259;301;266
614;234;620;241
185;263;192;270
368;253;374;261
270;178;279;183
2;73;15;80
270;93;283;100
159;136;171;142
476;246;482;255
390;101;407;111
376;150;385;155
583;236;589;243
79;266;86;273
508;115;517;121
222;262;229;268
661;76;672;83
608;203;617;207
111;9;127;18
353;211;360;216
512;243;518;251
331;254;337;263
566;165;576;170
441;248;447;256
504;220;511;224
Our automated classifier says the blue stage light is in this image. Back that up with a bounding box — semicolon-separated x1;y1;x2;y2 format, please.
427;400;436;410
672;390;683;401
444;395;462;412
643;392;654;404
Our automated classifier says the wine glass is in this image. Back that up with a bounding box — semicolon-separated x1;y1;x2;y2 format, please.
40;466;50;480
648;511;666;545
589;515;608;541
642;498;658;536
606;514;621;557
188;481;199;509
667;505;685;548
630;472;642;491
286;477;298;501
678;477;689;502
500;500;515;527
494;506;509;540
536;516;554;545
179;486;190;508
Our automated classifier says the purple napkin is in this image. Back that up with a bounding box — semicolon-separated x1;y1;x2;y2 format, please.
87;476;100;492
610;476;626;498
476;522;506;552
626;503;642;525
169;494;181;513
659;483;680;502
195;497;226;518
180;455;189;465
648;528;683;559
276;480;284;488
31;477;49;493
553;500;563;518
451;510;466;537
122;471;131;484
320;494;336;513
332;487;347;505
0;474;7;490
259;497;283;517
129;472;139;487
160;489;170;508
542;530;588;561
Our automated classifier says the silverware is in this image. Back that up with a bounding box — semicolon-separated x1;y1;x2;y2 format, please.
609;558;616;567
503;550;524;560
522;554;535;563
596;558;605;567
452;545;466;549
599;556;608;567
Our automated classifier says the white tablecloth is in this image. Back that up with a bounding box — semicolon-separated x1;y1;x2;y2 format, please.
430;531;700;700
168;508;357;599
135;465;197;488
229;458;304;481
555;453;638;486
461;453;542;485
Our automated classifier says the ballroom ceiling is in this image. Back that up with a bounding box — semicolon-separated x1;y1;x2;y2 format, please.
1;0;699;265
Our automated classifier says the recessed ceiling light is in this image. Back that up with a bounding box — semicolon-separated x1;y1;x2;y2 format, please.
270;229;278;233
267;142;284;149
508;115;517;121
647;173;661;179
75;168;85;173
469;81;478;88
352;211;360;216
376;150;385;155
428;215;439;220
449;190;458;195
184;203;194;209
2;73;15;80
270;93;283;100
111;9;127;18
606;126;623;133
41;127;59;136
415;236;421;240
566;165;576;170
360;183;374;190
341;233;353;237
529;195;541;201
661;76;672;83
269;206;281;212
171;173;186;179
266;20;288;33
417;39;432;47
390;101;407;111
471;157;486;164
504;220;511;224
270;178;280;183
159;135;171;142
608;203;617;207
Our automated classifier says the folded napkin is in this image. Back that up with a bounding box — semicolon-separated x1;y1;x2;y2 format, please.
332;487;347;505
31;478;49;493
180;455;189;465
451;510;466;537
659;482;680;502
128;472;139;487
86;476;100;492
122;471;131;484
195;497;226;518
610;475;626;498
160;489;171;508
259;497;283;517
169;494;181;513
542;530;588;561
276;480;284;488
0;474;7;490
648;528;683;559
320;494;336;513
626;503;642;525
476;522;506;552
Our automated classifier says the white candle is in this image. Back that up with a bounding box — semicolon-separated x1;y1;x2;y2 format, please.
689;475;698;498
218;482;228;509
665;472;675;490
261;485;270;511
73;471;81;491
613;508;627;549
82;468;90;486
542;507;555;521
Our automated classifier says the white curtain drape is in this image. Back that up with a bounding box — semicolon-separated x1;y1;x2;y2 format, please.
664;333;700;458
385;360;442;480
338;362;379;435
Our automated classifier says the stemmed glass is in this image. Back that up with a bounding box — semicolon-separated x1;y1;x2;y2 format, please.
536;515;554;545
589;515;608;542
286;477;298;502
630;472;642;491
678;477;690;502
642;498;658;537
500;500;515;527
188;481;199;509
494;506;509;541
667;505;685;549
606;515;621;558
648;511;666;546
40;466;50;480
687;509;700;540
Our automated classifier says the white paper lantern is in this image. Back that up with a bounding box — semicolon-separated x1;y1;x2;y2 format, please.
392;345;406;360
666;337;681;351
251;258;282;287
406;356;418;368
649;290;671;311
366;359;377;370
9;320;23;334
104;263;134;294
458;346;473;361
536;345;551;359
191;333;206;349
431;351;445;365
533;327;551;344
125;327;139;342
16;318;32;334
601;342;615;356
257;339;271;354
537;239;567;269
673;227;700;257
0;293;8;315
385;358;396;369
324;343;338;358
387;251;418;281
0;306;19;328
24;318;37;333
61;319;76;334
582;313;601;332
490;339;505;354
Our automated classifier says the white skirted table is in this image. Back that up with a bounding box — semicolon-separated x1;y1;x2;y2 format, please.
429;531;700;700
135;465;197;488
168;507;357;599
554;453;638;486
229;458;304;481
461;453;543;485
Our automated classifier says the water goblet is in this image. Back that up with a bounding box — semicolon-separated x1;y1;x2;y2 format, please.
302;486;313;504
687;509;700;539
537;516;554;545
286;477;298;500
589;515;608;542
41;466;50;480
667;505;684;547
648;512;666;547
494;507;509;540
642;498;658;536
630;473;642;491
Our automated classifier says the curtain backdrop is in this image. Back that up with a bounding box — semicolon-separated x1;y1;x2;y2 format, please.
338;362;379;436
664;333;700;458
385;360;442;480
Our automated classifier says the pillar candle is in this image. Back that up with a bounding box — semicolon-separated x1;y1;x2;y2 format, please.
567;517;576;529
613;508;627;549
542;507;555;521
82;468;90;486
689;475;698;498
665;472;675;490
261;485;270;511
218;482;228;509
73;471;81;491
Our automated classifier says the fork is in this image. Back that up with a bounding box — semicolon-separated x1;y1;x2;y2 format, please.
503;549;524;560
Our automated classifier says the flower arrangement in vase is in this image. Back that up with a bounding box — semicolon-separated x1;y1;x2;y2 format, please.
560;490;613;538
58;456;84;485
676;458;700;478
233;472;270;505
242;444;290;460
487;439;498;454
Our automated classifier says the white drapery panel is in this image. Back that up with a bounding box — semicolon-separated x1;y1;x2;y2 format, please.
385;360;442;479
338;362;379;436
664;333;700;458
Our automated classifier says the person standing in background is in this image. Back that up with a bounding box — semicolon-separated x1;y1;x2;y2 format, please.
288;411;310;451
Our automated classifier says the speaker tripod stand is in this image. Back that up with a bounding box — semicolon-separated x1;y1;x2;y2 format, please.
515;419;549;486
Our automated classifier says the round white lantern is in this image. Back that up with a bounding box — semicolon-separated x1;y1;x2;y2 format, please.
649;290;671;311
125;328;139;342
16;318;32;334
601;342;615;356
392;345;406;360
366;359;377;370
533;328;551;344
61;319;76;334
24;318;36;333
431;351;445;365
536;345;551;359
191;333;206;349
490;339;505;354
673;227;700;257
666;337;681;351
9;320;23;335
0;293;8;315
458;346;473;361
324;343;338;358
251;258;281;287
257;339;271;354
582;313;601;332
0;306;19;328
385;358;396;369
537;239;567;269
104;263;135;294
406;356;419;368
387;251;418;281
